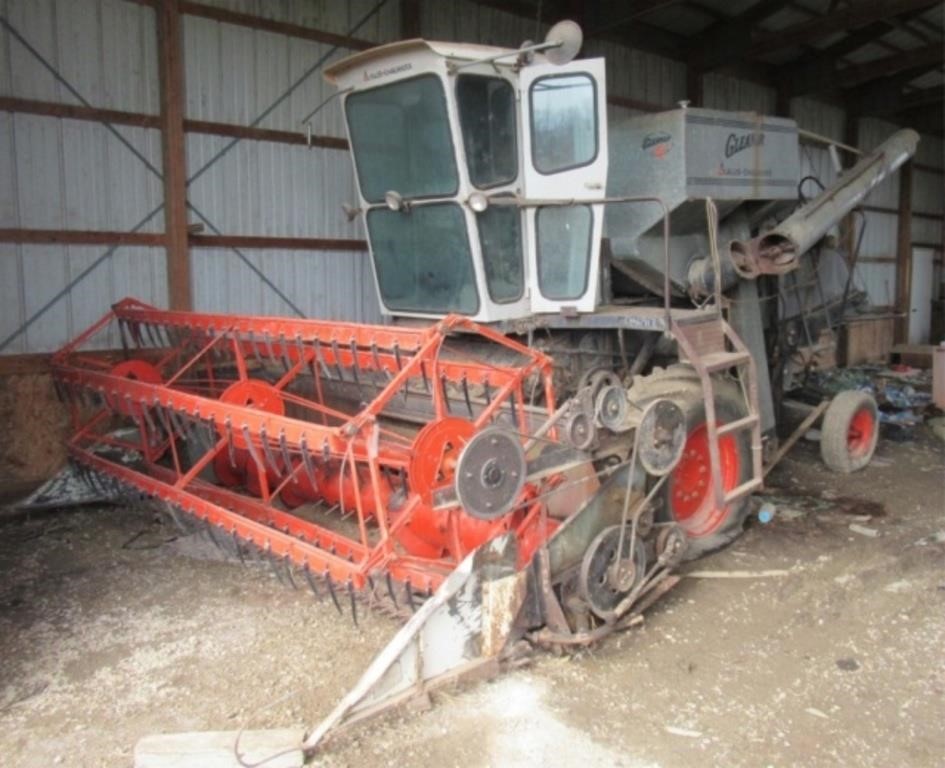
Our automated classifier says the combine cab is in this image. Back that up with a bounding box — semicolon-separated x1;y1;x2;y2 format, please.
39;19;917;755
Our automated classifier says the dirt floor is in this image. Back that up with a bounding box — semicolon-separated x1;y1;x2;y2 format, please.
1;428;943;768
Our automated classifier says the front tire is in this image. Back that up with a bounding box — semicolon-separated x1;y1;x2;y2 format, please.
628;366;753;558
820;390;879;473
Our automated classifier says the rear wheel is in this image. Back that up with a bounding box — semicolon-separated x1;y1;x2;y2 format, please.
628;366;753;558
820;390;879;473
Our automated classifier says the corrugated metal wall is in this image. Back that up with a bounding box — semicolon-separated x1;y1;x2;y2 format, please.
1;0;941;354
0;0;166;353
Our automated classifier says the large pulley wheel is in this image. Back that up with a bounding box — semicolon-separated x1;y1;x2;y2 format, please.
579;525;647;620
217;380;285;449
637;399;686;477
408;417;476;504
454;427;526;520
106;360;163;416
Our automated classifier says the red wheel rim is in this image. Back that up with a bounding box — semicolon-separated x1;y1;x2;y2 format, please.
668;423;741;537
847;407;875;458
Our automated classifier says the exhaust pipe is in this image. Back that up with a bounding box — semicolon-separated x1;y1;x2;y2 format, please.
728;128;919;278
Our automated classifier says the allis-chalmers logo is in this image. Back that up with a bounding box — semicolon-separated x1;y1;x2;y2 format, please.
363;62;413;81
642;131;672;159
724;131;765;158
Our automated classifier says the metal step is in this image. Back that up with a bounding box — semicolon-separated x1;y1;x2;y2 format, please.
701;350;752;372
717;413;759;436
724;477;763;504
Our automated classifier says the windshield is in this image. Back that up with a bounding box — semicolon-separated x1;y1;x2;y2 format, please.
367;204;479;315
456;75;517;188
346;75;458;203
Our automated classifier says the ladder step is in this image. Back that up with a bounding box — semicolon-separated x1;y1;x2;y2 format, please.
701;351;752;372
717;414;760;436
724;477;763;504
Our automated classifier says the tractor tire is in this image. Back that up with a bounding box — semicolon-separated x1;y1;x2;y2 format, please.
628;365;753;558
820;390;879;474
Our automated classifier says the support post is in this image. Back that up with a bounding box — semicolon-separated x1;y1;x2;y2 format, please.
157;0;192;310
895;160;913;343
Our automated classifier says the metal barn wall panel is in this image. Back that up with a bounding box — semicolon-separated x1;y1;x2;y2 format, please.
0;0;166;354
188;0;403;46
585;38;686;109
0;244;166;354
702;72;776;114
191;247;381;323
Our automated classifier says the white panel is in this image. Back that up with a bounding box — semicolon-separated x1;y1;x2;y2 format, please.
909;248;935;344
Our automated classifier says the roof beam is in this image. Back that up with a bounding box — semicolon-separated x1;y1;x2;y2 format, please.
783;42;943;98
846;71;944;117
474;0;687;61
748;0;940;58
696;0;938;73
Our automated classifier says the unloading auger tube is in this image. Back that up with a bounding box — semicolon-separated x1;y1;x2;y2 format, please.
726;128;919;280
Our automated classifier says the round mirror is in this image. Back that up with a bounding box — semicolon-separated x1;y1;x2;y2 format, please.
544;19;583;66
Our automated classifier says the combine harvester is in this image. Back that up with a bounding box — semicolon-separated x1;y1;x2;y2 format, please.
44;20;916;758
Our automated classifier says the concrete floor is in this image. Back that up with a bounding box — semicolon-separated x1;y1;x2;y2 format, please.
0;428;943;767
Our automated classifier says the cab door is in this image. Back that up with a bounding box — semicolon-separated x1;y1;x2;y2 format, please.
519;58;608;314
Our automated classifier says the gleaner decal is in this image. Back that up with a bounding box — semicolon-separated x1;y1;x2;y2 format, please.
642;131;673;159
363;62;413;81
724;131;765;158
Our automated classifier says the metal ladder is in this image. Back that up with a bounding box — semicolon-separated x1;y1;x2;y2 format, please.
672;315;764;507
667;198;763;508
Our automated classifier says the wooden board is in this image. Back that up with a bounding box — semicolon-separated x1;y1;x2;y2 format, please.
840;315;896;366
134;729;304;768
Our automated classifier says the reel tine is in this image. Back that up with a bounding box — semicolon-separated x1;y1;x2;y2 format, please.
242;426;266;479
278;332;291;372
259;426;282;475
205;519;223;551
347;579;358;628
330;339;344;382
314;338;331;379
299;436;317;488
324;569;342;615
278;431;295;484
405;579;417;613
348;339;363;398
385;573;398;608
282;556;298;590
224;418;238;468
266;546;287;586
247;330;264;367
168;407;187;440
232;530;246;566
420;360;430;393
302;563;320;600
263;332;277;366
440;373;451;414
